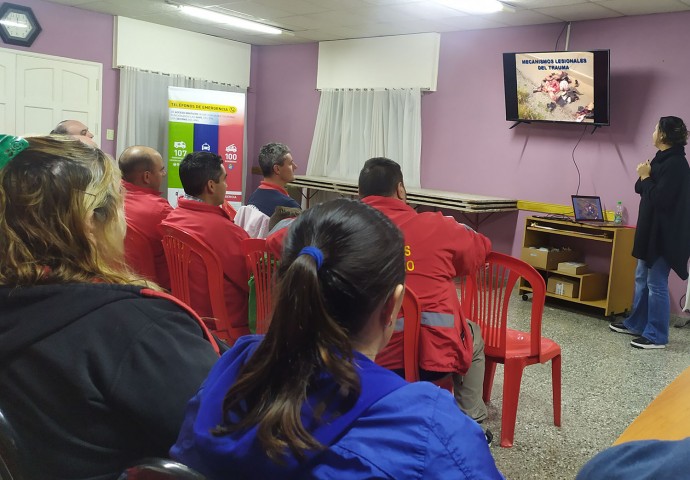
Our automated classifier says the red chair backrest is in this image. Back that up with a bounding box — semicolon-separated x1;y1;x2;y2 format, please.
222;201;237;221
159;224;236;343
465;251;547;360
124;223;157;281
241;238;280;334
401;285;421;383
455;276;474;318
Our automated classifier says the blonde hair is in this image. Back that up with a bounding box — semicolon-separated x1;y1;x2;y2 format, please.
0;135;156;288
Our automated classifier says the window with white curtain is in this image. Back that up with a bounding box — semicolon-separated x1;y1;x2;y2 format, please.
306;88;422;188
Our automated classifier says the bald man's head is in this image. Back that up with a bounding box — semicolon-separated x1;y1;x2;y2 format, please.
118;146;166;191
51;120;93;138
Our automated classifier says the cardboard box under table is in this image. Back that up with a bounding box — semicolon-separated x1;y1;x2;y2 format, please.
547;276;579;298
521;247;580;270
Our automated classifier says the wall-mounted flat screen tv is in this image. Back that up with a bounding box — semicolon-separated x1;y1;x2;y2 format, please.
503;50;610;126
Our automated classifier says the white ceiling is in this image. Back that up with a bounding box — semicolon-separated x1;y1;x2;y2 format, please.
43;0;690;46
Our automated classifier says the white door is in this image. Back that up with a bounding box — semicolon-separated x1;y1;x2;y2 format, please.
16;54;101;137
2;48;102;138
0;49;16;134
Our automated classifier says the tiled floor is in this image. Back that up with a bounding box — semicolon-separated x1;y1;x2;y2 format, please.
481;294;690;480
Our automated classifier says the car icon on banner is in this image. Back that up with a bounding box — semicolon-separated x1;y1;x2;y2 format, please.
201;143;211;151
174;141;186;149
226;144;237;153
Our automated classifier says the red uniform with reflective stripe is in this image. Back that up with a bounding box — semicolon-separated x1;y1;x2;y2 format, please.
122;181;173;289
162;199;250;331
362;196;491;375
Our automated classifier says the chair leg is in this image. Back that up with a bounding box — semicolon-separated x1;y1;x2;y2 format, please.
552;354;562;427
483;360;497;402
499;359;526;448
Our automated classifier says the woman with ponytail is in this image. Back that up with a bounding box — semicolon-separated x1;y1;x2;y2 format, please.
172;198;503;479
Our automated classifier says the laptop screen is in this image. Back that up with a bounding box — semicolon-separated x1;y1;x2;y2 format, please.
571;195;605;221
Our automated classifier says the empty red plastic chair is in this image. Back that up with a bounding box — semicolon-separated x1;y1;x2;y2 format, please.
124;223;157;282
241;238;280;334
160;224;247;345
465;251;561;447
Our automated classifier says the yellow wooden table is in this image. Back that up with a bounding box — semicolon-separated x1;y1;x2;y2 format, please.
614;366;690;444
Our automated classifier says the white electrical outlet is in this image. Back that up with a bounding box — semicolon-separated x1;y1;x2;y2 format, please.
106;129;115;141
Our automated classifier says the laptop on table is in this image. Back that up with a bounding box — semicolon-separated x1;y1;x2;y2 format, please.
571;195;621;227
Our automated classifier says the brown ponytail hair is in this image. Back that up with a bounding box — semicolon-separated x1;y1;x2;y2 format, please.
213;198;405;462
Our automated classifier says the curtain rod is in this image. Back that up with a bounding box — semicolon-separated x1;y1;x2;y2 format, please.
116;65;243;88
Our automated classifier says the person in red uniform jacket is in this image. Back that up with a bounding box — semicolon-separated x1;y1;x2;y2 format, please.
119;146;173;289
359;157;492;431
162;151;250;335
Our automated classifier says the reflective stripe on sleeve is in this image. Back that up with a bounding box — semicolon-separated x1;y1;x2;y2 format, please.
394;312;455;332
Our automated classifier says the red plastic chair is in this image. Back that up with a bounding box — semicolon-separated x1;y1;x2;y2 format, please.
222;201;237;221
241;238;280;334
124;223;157;282
397;285;452;389
464;251;561;447
455;276;474;318
400;285;421;383
160;224;246;345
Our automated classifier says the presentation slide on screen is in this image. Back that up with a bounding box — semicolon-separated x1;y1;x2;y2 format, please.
515;52;595;123
168;86;246;208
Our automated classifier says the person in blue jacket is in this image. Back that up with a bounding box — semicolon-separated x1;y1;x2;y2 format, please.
171;198;504;479
577;438;690;479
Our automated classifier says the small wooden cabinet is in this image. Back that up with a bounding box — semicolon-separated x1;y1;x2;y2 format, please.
519;216;636;318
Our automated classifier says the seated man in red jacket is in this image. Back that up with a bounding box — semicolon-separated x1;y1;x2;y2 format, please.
358;157;492;438
162;151;250;336
119;146;172;289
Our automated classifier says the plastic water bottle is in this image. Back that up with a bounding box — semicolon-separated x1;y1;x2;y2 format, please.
614;201;623;225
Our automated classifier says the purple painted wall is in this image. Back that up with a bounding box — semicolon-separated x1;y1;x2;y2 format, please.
6;1;689;311
248;43;320;193
2;0;117;155
252;11;690;313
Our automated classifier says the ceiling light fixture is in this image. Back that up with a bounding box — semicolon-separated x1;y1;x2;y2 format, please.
436;0;511;14
171;3;282;35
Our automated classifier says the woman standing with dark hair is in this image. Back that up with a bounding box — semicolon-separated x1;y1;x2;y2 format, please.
172;198;503;479
610;116;690;349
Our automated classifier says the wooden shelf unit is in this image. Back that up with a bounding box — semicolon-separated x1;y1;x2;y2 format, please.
520;216;636;317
